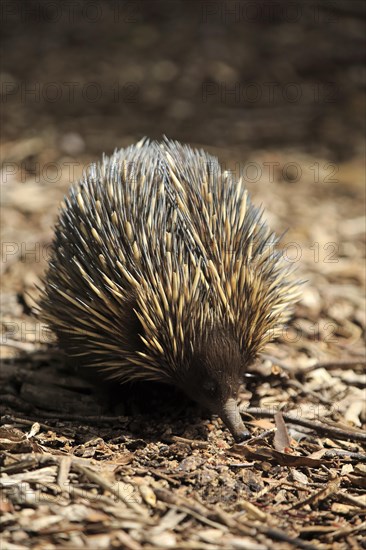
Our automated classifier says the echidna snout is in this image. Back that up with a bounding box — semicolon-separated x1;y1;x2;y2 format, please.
178;330;250;441
220;399;250;442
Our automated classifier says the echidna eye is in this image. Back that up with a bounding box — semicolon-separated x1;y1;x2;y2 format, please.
202;380;218;395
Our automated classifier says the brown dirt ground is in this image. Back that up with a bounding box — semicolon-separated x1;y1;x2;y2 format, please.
1;2;365;549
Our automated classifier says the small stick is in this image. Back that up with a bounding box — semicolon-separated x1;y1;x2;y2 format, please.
241;408;366;442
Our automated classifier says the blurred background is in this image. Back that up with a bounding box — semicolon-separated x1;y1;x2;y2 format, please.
1;0;365;157
1;0;365;360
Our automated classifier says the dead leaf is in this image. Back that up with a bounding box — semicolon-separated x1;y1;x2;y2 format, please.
273;412;291;451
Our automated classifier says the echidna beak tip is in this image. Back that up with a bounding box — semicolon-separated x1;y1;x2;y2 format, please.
233;430;251;443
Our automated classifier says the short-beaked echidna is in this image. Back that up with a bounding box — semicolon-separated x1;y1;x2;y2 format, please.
39;138;301;441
